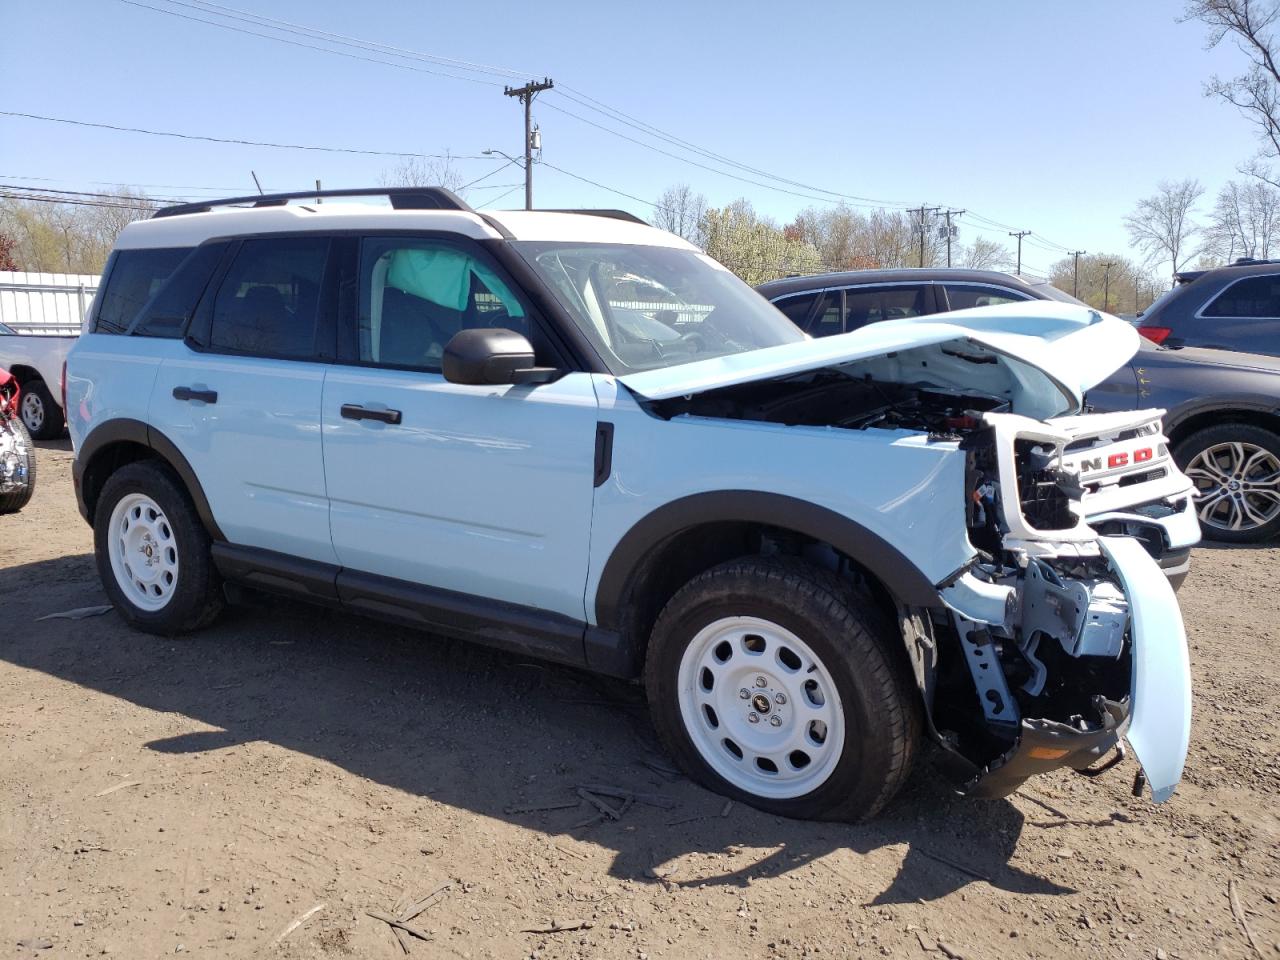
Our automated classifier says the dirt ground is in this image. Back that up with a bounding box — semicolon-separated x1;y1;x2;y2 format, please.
1;442;1277;960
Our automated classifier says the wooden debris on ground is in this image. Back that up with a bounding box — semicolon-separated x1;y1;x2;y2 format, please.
35;604;112;622
275;901;325;943
369;882;451;954
520;919;593;934
1229;876;1264;959
94;780;142;798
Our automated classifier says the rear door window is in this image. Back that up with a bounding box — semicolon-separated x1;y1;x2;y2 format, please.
129;242;229;339
942;284;1030;310
209;237;330;358
1202;274;1280;318
94;247;192;333
842;285;928;331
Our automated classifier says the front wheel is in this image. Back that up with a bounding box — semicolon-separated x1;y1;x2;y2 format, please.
644;557;920;821
94;461;225;634
1175;423;1280;543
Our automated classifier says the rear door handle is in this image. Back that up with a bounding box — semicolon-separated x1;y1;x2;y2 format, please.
340;403;402;425
173;386;218;404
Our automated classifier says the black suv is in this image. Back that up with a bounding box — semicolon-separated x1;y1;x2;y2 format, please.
758;268;1280;543
1136;258;1280;356
756;268;1083;337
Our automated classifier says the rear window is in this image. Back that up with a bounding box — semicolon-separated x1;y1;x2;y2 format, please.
94;247;192;334
1202;274;1280;319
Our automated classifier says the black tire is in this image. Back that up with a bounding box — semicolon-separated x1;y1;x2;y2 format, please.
93;460;225;634
19;378;64;440
1174;423;1280;543
644;556;920;821
0;416;35;514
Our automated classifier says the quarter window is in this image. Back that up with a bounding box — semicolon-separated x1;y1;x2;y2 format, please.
943;285;1027;310
94;247;191;334
209;237;329;357
358;238;527;371
1202;274;1280;318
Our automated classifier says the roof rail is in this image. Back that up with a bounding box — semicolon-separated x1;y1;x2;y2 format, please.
152;186;472;219
1232;256;1280;267
536;208;649;225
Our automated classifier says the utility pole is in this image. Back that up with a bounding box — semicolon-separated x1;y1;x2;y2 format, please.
1102;260;1117;312
503;77;554;210
907;205;942;267
1008;230;1032;275
1069;250;1086;297
940;209;964;267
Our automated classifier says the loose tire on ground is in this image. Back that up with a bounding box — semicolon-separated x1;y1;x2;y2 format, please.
19;378;64;440
0;417;35;514
1175;423;1280;543
93;460;225;634
643;556;920;821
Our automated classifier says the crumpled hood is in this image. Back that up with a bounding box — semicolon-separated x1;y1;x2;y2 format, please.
619;302;1139;420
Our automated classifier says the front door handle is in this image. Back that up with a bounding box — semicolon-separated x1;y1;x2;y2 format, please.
173;386;218;404
340;403;402;425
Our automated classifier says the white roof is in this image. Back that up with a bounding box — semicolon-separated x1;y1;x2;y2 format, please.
114;202;689;250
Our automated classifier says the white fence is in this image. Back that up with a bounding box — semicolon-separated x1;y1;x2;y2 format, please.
0;271;98;335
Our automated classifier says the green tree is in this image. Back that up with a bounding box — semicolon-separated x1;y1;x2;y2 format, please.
702;199;822;285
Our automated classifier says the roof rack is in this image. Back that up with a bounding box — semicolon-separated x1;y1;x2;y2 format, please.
152;186;472;219
1232;256;1280;267
536;208;649;225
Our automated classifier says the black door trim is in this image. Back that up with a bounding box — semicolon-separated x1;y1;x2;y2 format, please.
208;542;633;676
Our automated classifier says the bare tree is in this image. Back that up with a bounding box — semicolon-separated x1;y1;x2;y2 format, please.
380;151;468;194
1124;179;1204;280
1204;178;1280;259
960;237;1010;270
653;184;708;246
1186;0;1280;184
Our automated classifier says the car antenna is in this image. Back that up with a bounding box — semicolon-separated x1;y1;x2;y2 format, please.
250;171;264;196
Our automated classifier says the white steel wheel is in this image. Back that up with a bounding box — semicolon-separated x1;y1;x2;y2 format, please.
107;493;180;611
1185;440;1280;533
20;391;43;434
677;615;846;799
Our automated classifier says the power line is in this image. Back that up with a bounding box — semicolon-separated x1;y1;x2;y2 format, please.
115;0;504;86
0;110;488;160
86;0;1086;251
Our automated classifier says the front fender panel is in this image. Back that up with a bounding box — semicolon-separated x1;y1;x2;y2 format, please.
1100;535;1192;803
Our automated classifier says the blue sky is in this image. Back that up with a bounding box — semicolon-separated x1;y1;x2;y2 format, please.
0;0;1263;277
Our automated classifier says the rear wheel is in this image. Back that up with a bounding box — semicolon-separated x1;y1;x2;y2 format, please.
644;557;920;821
0;417;35;514
94;461;224;634
19;378;64;440
1175;423;1280;543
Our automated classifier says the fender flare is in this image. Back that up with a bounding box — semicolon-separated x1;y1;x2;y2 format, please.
1164;394;1280;439
593;490;945;631
74;417;224;540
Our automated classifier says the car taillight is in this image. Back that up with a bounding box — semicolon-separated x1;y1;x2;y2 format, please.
1137;325;1172;345
61;360;67;413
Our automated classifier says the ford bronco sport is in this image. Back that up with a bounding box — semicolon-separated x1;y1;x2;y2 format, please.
67;188;1192;820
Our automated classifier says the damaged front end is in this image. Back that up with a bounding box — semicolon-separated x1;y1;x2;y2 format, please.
933;412;1192;802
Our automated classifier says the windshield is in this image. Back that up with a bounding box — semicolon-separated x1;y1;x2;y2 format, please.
511;242;805;373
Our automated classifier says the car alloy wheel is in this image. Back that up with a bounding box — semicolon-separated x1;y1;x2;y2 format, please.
20;391;43;434
677;615;846;799
1184;440;1280;534
107;492;180;611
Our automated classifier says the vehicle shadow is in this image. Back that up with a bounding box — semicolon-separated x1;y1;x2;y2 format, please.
0;553;1075;905
33;437;72;453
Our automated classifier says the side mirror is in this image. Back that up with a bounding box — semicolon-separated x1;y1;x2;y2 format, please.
442;328;559;386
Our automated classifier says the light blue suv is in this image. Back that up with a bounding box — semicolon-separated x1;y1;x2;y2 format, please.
67;187;1192;820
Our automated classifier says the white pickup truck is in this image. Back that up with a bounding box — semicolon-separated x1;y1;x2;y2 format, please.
0;322;75;438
